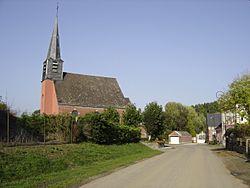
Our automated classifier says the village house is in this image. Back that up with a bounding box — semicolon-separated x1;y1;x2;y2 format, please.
207;112;248;146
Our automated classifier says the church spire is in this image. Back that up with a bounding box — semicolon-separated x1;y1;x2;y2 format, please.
47;4;61;60
42;4;63;81
47;16;61;60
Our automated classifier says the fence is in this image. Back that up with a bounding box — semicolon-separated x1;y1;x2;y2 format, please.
0;110;77;146
226;136;250;159
0;110;43;144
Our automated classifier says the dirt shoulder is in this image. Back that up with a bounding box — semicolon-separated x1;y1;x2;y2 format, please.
212;147;250;187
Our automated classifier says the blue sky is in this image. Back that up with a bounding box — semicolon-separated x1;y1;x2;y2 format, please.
0;0;249;114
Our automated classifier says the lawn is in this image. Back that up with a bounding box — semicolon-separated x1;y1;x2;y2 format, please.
0;142;161;188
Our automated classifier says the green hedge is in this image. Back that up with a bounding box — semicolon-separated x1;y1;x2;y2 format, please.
82;112;140;144
6;108;141;145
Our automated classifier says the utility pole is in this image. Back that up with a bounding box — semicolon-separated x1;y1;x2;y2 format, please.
71;117;73;144
5;93;10;144
7;108;9;144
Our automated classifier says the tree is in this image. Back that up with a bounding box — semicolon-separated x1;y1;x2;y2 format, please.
164;102;206;136
102;107;120;124
186;107;206;137
186;107;197;137
122;104;142;127
165;102;188;131
143;102;165;140
192;101;219;118
0;102;7;111
218;73;250;122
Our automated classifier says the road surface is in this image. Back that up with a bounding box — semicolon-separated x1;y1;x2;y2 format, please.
80;144;248;188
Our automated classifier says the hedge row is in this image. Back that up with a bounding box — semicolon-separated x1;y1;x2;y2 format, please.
79;112;140;144
3;108;141;145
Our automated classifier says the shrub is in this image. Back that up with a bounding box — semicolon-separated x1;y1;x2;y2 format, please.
122;104;142;127
102;107;120;124
225;124;250;138
118;125;141;144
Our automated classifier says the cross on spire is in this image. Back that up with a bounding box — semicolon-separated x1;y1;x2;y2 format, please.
56;2;59;17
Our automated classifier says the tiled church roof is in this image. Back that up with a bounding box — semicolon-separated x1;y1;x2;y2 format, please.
54;72;130;108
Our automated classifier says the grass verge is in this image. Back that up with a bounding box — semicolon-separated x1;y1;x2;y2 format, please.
0;142;161;188
213;149;250;187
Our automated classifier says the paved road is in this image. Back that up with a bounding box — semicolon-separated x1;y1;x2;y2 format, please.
80;144;248;188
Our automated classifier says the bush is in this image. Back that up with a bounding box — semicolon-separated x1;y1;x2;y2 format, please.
79;112;140;144
225;124;250;138
117;125;141;144
91;121;140;145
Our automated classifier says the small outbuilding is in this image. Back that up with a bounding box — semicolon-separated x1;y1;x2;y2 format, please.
168;131;192;144
196;131;206;144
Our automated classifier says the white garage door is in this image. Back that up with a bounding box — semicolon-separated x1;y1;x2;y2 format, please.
170;136;179;144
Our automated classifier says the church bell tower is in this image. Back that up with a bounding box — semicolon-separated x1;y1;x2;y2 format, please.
42;10;63;81
40;6;62;115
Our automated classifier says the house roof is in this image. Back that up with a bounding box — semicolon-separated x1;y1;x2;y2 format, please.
207;113;222;127
54;72;130;108
169;131;192;137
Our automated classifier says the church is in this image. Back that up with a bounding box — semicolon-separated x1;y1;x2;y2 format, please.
40;14;130;116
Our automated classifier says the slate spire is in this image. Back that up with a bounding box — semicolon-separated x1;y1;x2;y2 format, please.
42;5;63;81
47;15;61;60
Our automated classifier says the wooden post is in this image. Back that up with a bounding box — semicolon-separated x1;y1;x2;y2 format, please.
246;138;249;157
7;109;9;144
43;117;46;144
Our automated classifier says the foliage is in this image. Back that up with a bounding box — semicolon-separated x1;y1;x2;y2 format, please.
192;101;219;118
81;112;140;144
0;143;160;187
143;102;165;140
122;104;142;127
2;108;139;144
164;102;205;136
218;73;250;122
225;123;250;138
0;102;7;111
118;125;141;143
102;107;120;124
186;107;205;137
89;112;116;144
186;107;197;137
164;102;188;131
18;114;44;138
17;114;73;142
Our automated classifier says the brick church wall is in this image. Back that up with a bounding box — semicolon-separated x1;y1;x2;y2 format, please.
58;105;125;117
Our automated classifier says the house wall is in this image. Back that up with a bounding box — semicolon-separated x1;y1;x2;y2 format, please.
180;136;192;143
208;126;216;142
196;132;206;144
40;80;59;114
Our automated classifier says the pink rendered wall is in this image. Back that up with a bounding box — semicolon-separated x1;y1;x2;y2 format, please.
40;80;59;115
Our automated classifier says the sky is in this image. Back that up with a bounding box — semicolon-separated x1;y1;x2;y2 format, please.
0;0;250;114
